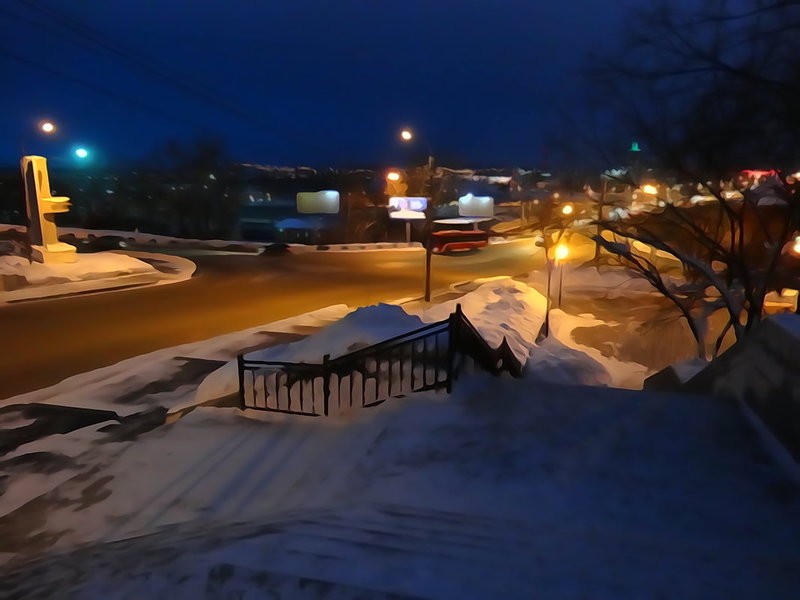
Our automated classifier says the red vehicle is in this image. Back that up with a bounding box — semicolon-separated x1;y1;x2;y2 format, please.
430;226;489;254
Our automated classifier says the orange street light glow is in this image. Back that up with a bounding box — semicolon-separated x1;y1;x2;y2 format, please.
641;184;658;195
554;244;569;261
561;203;574;216
386;171;401;181
400;129;413;141
39;121;56;134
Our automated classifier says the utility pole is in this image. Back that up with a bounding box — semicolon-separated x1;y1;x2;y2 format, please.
424;154;436;302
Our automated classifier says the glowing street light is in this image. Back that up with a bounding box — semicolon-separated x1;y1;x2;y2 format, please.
39;120;56;134
641;184;658;195
554;243;569;262
396;126;437;301
560;203;574;216
793;236;800;255
386;170;401;182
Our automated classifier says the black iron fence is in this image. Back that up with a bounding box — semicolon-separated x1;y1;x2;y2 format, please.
237;304;522;416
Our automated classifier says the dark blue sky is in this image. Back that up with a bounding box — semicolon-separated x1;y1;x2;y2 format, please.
1;0;633;168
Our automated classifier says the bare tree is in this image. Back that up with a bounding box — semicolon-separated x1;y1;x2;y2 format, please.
594;173;799;358
595;0;800;173
578;0;800;356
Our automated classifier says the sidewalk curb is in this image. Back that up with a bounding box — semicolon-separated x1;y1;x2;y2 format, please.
1;272;165;304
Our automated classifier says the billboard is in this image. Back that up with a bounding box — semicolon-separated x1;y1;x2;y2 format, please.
296;190;340;214
458;193;494;217
389;197;428;212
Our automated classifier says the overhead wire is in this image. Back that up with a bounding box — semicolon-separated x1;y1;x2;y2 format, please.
9;0;330;156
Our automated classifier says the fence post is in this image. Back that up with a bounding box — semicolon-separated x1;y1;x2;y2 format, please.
322;354;331;416
446;306;459;393
237;354;246;410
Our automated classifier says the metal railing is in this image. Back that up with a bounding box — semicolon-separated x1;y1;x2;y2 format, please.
237;304;522;416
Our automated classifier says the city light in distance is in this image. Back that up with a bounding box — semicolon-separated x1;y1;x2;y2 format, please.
39;121;56;134
400;129;413;141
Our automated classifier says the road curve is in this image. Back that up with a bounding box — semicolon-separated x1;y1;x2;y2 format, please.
0;240;540;400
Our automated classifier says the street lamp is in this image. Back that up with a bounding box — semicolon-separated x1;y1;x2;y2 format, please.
74;147;89;160
554;243;569;309
39;120;56;134
386;170;401;182
399;127;436;301
560;203;574;216
22;119;58;154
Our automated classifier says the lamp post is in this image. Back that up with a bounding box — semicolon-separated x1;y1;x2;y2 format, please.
540;200;574;338
399;127;436;302
554;243;569;309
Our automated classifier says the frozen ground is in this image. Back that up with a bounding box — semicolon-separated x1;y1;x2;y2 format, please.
3;269;793;597
0;247;195;303
2;380;799;598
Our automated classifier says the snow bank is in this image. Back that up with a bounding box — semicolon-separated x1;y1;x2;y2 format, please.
2;304;351;417
549;310;649;389
0;251;155;285
407;277;546;364
247;304;425;363
198;277;649;411
526;337;611;386
527;265;659;299
216;278;631;401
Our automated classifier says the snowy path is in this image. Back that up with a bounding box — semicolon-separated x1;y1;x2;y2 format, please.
2;378;799;597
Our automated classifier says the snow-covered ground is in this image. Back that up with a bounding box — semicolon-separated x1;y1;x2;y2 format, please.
1;269;798;596
0;250;195;303
0;251;154;286
2;380;799;598
197;277;646;412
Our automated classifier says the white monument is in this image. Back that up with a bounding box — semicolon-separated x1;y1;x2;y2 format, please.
21;155;76;263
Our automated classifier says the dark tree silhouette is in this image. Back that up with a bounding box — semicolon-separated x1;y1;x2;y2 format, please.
582;0;800;356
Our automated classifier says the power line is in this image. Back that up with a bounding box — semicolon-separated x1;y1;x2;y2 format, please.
0;48;196;126
12;0;273;130
7;0;334;160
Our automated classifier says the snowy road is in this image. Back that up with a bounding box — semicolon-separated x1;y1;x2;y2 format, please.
0;240;544;400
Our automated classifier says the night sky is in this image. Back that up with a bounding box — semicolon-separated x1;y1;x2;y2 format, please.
1;0;633;168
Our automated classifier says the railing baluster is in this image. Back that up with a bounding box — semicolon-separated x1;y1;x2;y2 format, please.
236;306;516;417
387;351;392;398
